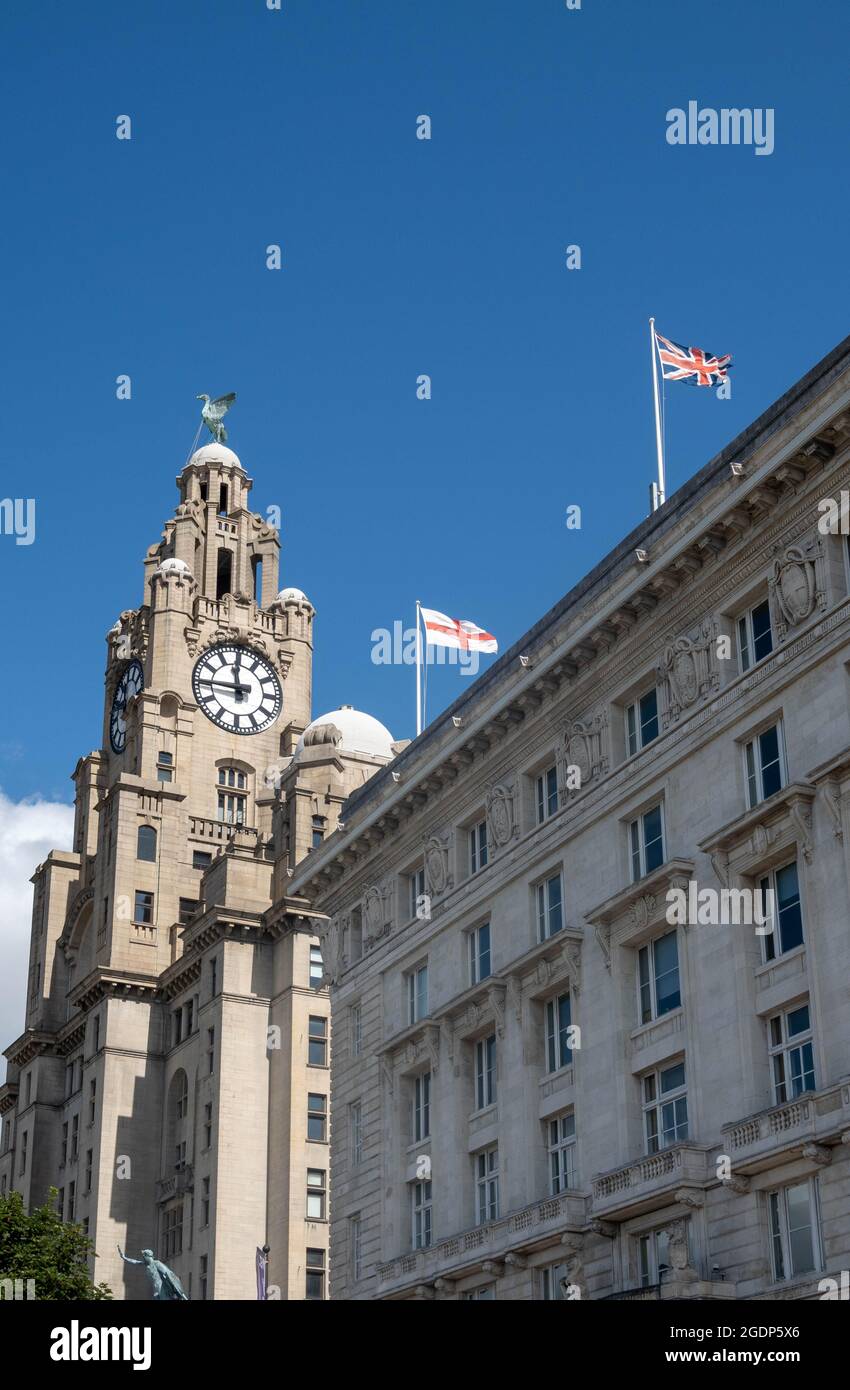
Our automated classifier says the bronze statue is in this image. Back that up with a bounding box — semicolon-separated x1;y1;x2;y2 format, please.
118;1247;189;1301
197;392;236;444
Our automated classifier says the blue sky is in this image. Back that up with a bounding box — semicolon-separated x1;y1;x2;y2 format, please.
1;0;848;804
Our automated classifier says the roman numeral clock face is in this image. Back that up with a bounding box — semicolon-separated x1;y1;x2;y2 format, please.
192;645;282;734
109;659;144;753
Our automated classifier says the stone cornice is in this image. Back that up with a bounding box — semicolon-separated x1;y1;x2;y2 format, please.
3;1029;58;1068
336;396;850;827
295;434;850;909
0;1082;19;1115
69;968;159;1013
698;784;816;857
585;859;696;931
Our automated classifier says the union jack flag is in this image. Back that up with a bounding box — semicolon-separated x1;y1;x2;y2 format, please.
655;331;732;387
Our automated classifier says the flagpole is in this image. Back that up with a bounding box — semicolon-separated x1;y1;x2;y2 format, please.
649;316;666;510
415;600;422;737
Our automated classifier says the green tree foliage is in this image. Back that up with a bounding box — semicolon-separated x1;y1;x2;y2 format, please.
0;1189;112;1300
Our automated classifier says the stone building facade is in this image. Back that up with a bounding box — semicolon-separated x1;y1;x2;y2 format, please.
293;338;850;1300
0;442;400;1300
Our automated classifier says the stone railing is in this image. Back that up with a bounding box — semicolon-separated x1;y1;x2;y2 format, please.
188;815;258;843
592;1144;711;1217
721;1082;850;1166
376;1189;588;1291
156;1164;194;1204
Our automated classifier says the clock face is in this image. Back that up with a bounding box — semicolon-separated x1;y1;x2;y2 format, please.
192;644;282;734
109;659;144;753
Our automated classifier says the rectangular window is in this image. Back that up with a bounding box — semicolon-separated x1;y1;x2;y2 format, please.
199;1255;208;1300
475;1146;499;1224
630;804;665;882
308;1016;328;1067
203;1101;213;1149
642;1061;688;1154
207;1027;215;1076
306;1168;326;1220
769;1003;816;1104
71;1113;79;1160
738;599;773;672
307;1093;327;1142
638;1228;673;1287
209;956;219;997
173;1009;183;1046
465;1284;496;1301
406;964;428;1025
309;944;324;989
536;873;563;942
637;931;681;1024
178;897;199;926
412;1180;433;1249
469;819;489;874
350;1215;363;1282
193;850;213;871
413;1072;431;1142
67;1180;76;1222
541;1262;570;1300
61;1121;68;1166
468;922;491;984
134;890;154;925
92;1014;100;1053
350;1003;362;1058
305;1248;325;1300
626;688;659;757
88;1079;97;1126
409;866;426;920
759;861;803;961
475;1034;497;1110
201;1176;210;1227
548;1111;576;1194
84;1149;93;1194
350;1101;363;1165
769;1179;821;1281
311;815;325;850
545;993;573;1073
536;765;558;823
156;750;174;783
174;1140;186;1172
217;767;247;824
745;724;785;807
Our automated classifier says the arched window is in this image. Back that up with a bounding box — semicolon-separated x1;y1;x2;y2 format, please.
137;825;157;862
217;766;247;825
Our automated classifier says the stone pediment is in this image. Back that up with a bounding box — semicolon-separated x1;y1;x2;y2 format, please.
585;859;695;964
698;783;815;879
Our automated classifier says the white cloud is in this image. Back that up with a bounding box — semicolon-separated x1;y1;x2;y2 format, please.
0;790;74;1070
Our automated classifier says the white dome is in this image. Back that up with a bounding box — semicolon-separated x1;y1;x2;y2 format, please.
184;443;244;471
157;557;191;576
278;586;309;604
295;706;395;759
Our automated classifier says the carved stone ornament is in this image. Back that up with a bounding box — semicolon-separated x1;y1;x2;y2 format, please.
710;850;730;889
562;940;582;997
424;833;451;898
771;544;818;629
595;924;612;973
791;801;814;864
749;823;772;858
319;913;348;985
558;710;609;796
658;618;719;727
629;894;656;931
485;782;516;849
363;885;385;936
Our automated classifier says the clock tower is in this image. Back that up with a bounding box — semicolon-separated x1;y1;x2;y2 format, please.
0;435;400;1299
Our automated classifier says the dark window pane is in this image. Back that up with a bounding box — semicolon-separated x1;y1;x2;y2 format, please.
751;601;773;662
